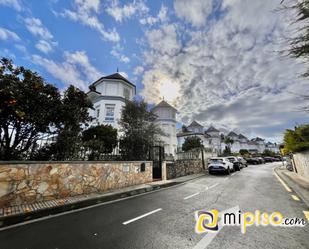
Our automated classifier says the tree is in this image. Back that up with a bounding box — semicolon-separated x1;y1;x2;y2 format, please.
50;85;93;160
119;99;163;160
262;149;276;157
239;149;250;156
82;125;118;160
224;136;234;147
182;136;203;152
0;58;62;160
284;124;309;153
181;125;188;132
281;0;309;112
222;146;231;156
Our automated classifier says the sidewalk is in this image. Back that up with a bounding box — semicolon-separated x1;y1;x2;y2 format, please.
275;166;309;207
0;173;205;228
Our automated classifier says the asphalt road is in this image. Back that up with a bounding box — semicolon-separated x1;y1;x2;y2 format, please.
1;163;308;249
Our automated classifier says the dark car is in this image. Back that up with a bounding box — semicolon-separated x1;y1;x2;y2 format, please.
263;157;274;163
245;157;260;165
226;156;241;171
273;156;282;162
256;157;265;164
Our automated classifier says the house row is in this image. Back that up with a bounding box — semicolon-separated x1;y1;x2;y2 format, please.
177;121;280;155
86;73;279;157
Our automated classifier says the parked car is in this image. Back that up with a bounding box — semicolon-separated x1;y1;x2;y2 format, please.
226;156;241;171
256;157;265;164
263;157;274;163
208;157;234;175
237;156;248;167
245;157;260;165
273;156;282;162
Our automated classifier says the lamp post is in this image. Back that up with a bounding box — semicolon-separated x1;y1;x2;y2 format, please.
201;140;205;170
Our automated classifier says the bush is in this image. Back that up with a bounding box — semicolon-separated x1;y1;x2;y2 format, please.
182;136;203;152
284;124;309;153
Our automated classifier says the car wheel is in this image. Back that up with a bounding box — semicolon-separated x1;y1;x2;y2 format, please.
209;170;212;175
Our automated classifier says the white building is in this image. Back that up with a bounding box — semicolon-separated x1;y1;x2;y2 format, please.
152;100;177;157
177;121;215;152
87;73;136;130
177;121;280;155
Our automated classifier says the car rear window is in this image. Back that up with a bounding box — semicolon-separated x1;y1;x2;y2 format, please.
210;159;223;164
227;157;235;162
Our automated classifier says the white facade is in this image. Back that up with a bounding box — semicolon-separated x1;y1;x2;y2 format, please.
177;122;280;155
153;101;177;157
87;73;136;131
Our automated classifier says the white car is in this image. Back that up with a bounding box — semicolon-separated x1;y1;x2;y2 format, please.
208;157;234;175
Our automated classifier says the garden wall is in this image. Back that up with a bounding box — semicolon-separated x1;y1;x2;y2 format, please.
166;160;204;179
0;161;152;207
293;150;309;180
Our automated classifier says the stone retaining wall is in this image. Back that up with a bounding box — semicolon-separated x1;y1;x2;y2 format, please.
293;150;309;180
166;160;204;179
0;161;152;207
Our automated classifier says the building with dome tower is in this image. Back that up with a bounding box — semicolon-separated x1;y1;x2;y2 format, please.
152;100;178;157
87;72;136;130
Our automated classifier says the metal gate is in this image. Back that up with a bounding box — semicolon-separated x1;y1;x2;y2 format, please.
149;146;164;179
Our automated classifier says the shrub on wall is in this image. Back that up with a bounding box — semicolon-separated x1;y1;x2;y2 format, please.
284;124;309;153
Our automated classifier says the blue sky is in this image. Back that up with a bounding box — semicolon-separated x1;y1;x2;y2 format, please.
0;0;308;141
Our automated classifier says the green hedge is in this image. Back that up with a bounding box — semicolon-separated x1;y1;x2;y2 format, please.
284;124;309;153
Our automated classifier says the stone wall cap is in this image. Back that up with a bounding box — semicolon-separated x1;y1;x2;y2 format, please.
0;160;152;165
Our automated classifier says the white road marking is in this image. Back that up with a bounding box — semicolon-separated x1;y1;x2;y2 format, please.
291;195;300;201
193;206;240;249
303;211;309;222
0;178;191;232
273;171;292;192
122;208;162;225
208;183;219;190
184;192;200;200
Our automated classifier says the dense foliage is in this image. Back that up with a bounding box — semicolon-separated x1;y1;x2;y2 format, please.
282;0;309;112
0;58;62;159
182;136;203;152
82;124;118;160
283;124;309;153
0;58;93;160
119;99;163;160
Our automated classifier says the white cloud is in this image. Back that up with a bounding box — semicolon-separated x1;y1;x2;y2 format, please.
0;0;22;11
174;0;213;27
32;50;101;91
0;27;20;41
60;0;120;42
24;17;53;40
35;40;56;54
140;5;168;26
140;0;309;140
24;17;58;54
106;0;149;22
64;50;101;79
15;44;27;53
133;66;144;75
111;49;130;63
145;24;181;56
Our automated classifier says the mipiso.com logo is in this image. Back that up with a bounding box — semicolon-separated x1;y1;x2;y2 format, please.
195;209;306;234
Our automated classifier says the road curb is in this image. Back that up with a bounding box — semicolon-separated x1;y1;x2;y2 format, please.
274;167;309;208
0;174;205;229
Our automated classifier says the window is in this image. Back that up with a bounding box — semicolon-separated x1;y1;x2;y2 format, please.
95;105;100;119
123;87;130;99
105;104;115;121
